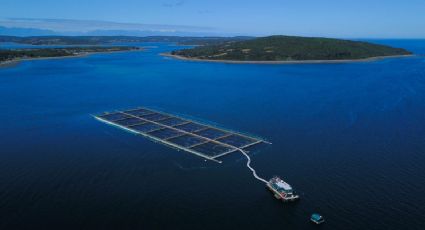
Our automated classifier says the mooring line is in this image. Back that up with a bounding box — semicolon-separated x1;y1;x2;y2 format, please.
239;149;268;184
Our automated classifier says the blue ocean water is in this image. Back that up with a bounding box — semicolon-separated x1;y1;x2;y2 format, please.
0;41;424;229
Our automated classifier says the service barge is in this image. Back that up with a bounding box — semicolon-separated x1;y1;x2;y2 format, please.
310;213;325;224
267;176;300;202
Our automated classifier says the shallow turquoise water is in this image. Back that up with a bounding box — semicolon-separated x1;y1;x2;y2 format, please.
0;41;424;229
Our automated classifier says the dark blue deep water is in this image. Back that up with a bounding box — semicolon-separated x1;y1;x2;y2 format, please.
1;41;425;229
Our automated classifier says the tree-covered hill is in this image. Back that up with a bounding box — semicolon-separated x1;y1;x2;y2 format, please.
0;46;139;63
171;36;412;61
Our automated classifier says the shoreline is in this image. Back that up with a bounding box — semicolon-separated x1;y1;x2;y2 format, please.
0;48;143;68
161;53;414;64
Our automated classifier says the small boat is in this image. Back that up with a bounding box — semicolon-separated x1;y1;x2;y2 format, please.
310;213;325;224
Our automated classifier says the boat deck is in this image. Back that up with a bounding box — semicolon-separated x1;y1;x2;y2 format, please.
95;107;269;163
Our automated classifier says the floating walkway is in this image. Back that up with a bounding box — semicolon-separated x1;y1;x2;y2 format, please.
240;149;268;184
95;107;270;163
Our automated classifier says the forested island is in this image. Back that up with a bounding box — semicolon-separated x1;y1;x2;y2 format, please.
0;46;140;66
169;36;412;63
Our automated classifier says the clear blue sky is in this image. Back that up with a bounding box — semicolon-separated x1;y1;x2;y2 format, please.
1;0;424;38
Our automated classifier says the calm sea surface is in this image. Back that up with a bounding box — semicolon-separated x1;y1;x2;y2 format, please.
0;40;424;229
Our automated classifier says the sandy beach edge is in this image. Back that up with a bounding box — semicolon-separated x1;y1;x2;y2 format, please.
0;48;143;68
161;53;414;64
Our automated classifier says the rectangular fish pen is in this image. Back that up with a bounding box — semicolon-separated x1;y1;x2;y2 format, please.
94;107;269;163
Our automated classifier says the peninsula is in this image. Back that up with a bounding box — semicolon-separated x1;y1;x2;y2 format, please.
168;35;412;63
0;46;141;67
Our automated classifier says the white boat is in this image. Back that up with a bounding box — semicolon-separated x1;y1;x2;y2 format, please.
267;176;299;202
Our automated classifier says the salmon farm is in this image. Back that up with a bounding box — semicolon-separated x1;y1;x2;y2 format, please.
94;107;270;163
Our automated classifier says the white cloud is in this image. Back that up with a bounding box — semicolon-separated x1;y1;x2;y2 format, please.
162;0;185;8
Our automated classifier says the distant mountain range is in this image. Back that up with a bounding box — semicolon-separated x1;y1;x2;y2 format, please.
0;26;222;37
0;26;58;36
0;18;226;37
0;35;253;46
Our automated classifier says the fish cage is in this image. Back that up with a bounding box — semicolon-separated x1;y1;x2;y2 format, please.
95;107;269;163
